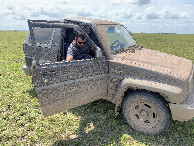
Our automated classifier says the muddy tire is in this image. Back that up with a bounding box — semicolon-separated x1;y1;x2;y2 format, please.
122;91;171;135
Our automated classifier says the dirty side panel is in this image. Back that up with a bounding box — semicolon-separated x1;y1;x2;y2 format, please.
107;56;188;104
33;59;108;117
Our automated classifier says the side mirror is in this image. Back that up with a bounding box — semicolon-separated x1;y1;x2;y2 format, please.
95;47;102;59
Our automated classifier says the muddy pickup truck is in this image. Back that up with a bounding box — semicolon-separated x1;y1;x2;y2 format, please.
23;17;194;135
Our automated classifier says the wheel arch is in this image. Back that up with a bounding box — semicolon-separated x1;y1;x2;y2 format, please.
113;78;179;114
115;88;169;114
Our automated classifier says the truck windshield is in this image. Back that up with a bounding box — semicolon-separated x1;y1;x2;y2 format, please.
107;25;136;52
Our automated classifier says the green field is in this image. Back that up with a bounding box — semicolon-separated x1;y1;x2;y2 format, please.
0;31;194;145
133;33;194;63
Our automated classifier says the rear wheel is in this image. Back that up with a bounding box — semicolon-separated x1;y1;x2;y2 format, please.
122;91;171;135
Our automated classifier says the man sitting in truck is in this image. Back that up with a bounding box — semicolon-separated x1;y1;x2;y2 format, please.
66;31;95;61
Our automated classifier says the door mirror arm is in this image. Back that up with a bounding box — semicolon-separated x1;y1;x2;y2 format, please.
95;47;102;59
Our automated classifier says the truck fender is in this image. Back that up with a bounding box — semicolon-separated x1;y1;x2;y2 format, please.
113;78;183;114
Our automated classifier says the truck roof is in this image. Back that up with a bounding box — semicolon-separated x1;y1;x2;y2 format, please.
64;17;120;25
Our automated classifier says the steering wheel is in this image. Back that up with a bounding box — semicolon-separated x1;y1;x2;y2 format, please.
110;40;120;51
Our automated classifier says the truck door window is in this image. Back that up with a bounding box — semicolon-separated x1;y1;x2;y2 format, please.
30;27;62;63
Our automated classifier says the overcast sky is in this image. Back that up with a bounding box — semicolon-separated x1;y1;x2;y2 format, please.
1;0;194;34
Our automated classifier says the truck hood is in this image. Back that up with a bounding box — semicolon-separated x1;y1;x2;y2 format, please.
114;48;193;81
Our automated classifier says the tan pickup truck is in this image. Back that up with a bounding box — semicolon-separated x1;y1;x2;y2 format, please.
23;17;194;135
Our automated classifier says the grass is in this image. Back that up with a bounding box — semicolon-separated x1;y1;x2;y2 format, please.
0;31;194;145
132;33;194;63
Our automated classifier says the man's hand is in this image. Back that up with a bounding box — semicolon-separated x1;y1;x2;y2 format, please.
90;46;95;51
66;55;73;61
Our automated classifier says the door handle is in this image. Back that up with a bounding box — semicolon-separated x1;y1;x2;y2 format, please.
43;71;56;79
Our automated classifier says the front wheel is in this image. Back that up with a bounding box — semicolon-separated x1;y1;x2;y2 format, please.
122;91;171;135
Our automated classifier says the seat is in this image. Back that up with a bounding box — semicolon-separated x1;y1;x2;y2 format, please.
64;32;75;60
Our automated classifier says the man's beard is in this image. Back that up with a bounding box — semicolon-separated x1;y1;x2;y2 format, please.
78;46;84;49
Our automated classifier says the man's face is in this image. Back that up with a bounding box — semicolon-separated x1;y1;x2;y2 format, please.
76;37;86;48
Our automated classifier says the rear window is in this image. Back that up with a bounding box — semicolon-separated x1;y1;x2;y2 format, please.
33;27;54;44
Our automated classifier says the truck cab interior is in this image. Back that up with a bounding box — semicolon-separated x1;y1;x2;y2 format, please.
25;20;101;65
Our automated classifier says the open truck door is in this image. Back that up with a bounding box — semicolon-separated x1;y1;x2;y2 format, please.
28;20;108;117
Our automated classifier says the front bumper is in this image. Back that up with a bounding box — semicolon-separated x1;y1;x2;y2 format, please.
169;78;194;121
